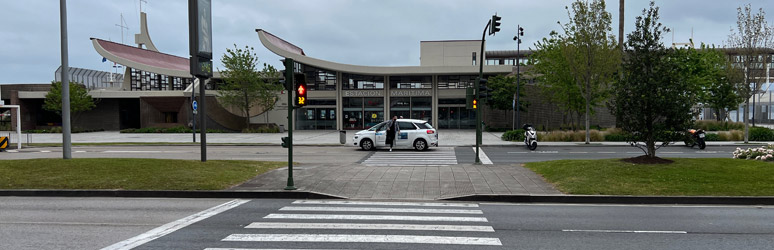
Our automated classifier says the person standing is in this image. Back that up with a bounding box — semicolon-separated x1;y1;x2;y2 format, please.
385;116;400;151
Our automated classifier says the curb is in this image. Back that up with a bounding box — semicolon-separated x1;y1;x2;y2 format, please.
441;194;774;205
0;190;346;199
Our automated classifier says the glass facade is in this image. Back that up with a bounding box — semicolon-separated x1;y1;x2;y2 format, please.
342;73;384;89
300;64;336;90
438;98;476;129
389;75;432;89
438;75;476;89
389;96;432;124
343;97;384;130
296;99;336;130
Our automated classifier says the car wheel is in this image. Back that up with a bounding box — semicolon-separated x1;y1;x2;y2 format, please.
414;139;427;151
360;139;374;151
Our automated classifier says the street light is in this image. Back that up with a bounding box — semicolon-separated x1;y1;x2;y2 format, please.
513;25;524;130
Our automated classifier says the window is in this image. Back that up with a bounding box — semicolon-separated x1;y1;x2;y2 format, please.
415;122;433;129
300;64;337;90
472;52;477;65
398;122;417;130
342;73;384;89
438;75;475;89
389;75;431;89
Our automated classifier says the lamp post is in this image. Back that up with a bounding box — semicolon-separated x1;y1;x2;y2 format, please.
513;25;524;130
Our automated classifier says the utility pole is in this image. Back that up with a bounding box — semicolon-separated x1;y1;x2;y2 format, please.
513;25;524;129
60;0;72;159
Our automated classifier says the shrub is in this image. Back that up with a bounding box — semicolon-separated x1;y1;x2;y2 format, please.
501;129;525;141
120;126;227;133
694;120;745;131
604;132;628;141
704;133;720;141
749;127;774;141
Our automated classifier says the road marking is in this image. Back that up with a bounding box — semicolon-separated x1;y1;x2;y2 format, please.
279;206;482;214
661;152;683;154
75;151;86;153
471;147;493;164
562;229;686;234
206;249;345;250
597;152;615;154
245;222;495;232
263;214;488;222
103;150;186;153
40;150;51;153
292;200;479;207
101;199;249;250
569;152;588;154
626;152;642;154
507;152;527;154
483;203;774;208
222;234;502;246
365;164;452;167
6;150;18;153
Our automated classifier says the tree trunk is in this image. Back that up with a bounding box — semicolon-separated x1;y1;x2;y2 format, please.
647;139;655;157
585;80;591;144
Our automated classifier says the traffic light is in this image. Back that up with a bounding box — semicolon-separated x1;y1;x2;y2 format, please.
281;136;289;148
478;77;491;100
294;73;307;107
472;99;478;109
466;87;475;109
489;14;501;35
282;60;294;91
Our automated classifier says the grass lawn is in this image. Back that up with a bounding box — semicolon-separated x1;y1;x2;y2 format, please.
524;158;774;196
0;158;286;190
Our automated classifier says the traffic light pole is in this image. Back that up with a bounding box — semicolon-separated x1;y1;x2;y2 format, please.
284;59;296;190
475;20;491;165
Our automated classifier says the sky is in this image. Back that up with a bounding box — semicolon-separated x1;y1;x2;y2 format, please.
1;0;772;84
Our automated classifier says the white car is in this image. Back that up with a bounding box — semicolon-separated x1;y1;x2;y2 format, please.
352;119;438;151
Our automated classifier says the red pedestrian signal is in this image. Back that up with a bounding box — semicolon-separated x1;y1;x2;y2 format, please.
294;73;307;107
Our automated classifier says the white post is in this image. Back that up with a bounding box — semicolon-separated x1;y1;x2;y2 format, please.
16;106;20;149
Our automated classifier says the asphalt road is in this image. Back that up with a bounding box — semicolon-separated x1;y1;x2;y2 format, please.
7;198;769;249
1;144;748;165
0;197;230;250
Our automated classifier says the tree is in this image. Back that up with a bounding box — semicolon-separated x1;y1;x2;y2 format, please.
218;45;282;128
557;0;621;143
612;1;696;158
485;75;527;113
43;81;96;126
725;4;774;143
530;31;586;129
687;45;745;122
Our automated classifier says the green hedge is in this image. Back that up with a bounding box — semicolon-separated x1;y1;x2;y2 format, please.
694;120;744;131
501;129;525;141
24;127;104;133
703;133;720;141
120;126;227;133
749;127;774;141
603;132;628;142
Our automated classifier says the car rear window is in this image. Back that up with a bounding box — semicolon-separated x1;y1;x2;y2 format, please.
415;122;433;129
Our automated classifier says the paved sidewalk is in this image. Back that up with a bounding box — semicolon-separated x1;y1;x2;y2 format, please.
3;130;772;147
232;163;561;199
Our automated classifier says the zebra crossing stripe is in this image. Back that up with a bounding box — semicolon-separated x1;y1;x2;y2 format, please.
245;222;495;232
292;200;479;207
102;199;249;250
263;214;488;222
222;234;502;246
279;206;483;214
471;147;493;164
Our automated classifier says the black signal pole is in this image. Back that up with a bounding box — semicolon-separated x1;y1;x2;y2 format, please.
284;58;296;190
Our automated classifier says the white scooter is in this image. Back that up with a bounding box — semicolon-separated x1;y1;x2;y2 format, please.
523;124;538;150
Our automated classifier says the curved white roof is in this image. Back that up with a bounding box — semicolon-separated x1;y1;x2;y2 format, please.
256;29;513;75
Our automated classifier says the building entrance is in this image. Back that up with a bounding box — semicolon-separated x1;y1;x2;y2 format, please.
438;107;476;129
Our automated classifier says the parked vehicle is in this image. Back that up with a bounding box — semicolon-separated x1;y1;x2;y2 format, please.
523;124;538;150
685;129;706;149
352;119;438;151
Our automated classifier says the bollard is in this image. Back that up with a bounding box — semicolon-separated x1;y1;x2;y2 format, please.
339;130;346;144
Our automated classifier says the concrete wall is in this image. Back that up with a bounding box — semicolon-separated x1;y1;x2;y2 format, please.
74;99;120;130
420;41;483;67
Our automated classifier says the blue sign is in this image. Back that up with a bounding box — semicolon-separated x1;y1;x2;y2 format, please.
192;100;198;111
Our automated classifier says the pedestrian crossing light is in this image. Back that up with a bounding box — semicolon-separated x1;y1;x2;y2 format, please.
281;136;289;148
472;99;478;110
294;73;307;107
